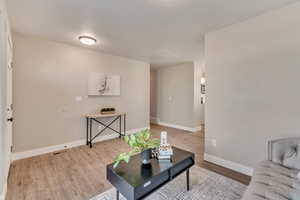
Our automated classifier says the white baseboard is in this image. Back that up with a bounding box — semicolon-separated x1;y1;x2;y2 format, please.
204;153;253;176
150;117;159;124
11;140;85;161
195;126;202;131
156;121;199;132
0;183;7;200
12;126;149;161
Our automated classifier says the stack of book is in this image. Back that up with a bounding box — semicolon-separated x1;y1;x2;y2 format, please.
158;145;173;161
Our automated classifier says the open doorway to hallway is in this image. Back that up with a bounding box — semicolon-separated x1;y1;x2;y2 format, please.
149;62;205;132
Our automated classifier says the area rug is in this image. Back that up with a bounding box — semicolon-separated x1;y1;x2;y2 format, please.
91;166;247;200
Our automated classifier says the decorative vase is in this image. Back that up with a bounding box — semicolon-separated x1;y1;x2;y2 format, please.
140;149;152;165
141;164;152;178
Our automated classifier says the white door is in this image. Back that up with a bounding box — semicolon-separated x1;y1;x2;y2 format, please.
0;7;4;189
6;29;13;170
0;10;13;180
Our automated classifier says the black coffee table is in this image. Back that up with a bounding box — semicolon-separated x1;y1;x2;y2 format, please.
107;147;195;200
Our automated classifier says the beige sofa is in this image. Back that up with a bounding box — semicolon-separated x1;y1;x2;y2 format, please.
242;138;300;200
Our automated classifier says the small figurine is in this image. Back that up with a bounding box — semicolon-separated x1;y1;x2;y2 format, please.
160;131;168;146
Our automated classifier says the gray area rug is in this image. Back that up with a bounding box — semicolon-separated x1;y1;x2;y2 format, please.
91;166;247;200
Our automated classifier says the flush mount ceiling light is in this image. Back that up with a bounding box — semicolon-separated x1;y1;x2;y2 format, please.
79;36;97;45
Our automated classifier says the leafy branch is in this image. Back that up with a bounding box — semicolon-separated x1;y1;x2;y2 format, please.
113;129;160;168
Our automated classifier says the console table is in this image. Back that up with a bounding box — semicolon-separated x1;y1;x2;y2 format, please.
85;112;126;148
107;147;195;200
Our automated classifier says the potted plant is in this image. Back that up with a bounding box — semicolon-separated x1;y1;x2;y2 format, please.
113;129;160;168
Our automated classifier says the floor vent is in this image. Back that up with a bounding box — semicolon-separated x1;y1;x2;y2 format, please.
53;150;67;155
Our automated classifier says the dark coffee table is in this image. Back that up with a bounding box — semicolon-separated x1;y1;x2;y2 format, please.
107;147;195;200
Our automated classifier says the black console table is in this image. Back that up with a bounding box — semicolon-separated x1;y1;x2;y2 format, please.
107;147;195;200
86;112;126;148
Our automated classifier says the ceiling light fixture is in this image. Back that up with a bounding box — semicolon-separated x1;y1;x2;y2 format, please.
200;77;206;85
79;36;97;45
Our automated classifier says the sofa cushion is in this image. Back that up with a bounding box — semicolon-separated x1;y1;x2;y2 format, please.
242;161;300;200
283;144;300;170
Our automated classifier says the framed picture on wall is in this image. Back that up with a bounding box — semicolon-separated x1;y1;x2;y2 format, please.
88;72;121;96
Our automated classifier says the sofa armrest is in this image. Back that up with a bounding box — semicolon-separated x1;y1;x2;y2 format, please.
268;137;300;164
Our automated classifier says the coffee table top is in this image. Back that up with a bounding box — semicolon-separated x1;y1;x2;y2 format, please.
107;147;195;187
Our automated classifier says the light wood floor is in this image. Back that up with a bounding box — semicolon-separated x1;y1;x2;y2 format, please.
6;124;250;200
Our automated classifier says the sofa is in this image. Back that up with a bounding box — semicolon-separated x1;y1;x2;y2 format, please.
242;138;300;200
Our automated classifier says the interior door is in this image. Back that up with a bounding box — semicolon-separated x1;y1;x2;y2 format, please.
1;13;13;180
6;30;13;165
0;6;4;189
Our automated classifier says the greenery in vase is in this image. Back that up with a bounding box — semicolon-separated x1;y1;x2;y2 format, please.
113;129;160;168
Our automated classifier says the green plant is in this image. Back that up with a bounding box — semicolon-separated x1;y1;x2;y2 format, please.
113;129;160;168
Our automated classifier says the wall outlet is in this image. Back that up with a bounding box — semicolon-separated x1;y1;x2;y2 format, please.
211;139;217;147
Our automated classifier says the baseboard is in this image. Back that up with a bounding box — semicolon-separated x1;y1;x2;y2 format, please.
195;126;202;131
156;121;199;132
12;126;149;161
204;153;254;176
11;140;85;161
0;183;7;200
150;117;159;124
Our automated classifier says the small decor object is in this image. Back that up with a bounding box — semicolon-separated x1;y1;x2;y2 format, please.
201;83;206;94
161;131;168;145
88;72;120;96
113;129;160;168
200;74;206;95
100;107;116;114
158;131;173;161
200;73;206;104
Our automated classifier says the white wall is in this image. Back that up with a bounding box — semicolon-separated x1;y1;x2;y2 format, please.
205;1;300;172
151;62;205;131
13;33;150;153
0;0;12;199
150;70;158;122
153;63;201;130
194;60;205;127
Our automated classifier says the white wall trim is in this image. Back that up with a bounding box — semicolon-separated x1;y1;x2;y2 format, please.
156;121;199;132
195;126;202;131
0;183;7;200
204;153;253;176
150;116;159;124
12;126;149;161
12;140;85;161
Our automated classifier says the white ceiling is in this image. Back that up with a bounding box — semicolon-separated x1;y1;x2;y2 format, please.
7;0;299;65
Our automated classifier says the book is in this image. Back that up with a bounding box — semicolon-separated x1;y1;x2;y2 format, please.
159;145;173;156
158;155;171;160
159;150;173;156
